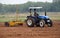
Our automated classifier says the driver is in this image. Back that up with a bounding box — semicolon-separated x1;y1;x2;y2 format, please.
34;9;39;16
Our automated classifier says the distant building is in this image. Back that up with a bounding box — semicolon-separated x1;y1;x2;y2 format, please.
53;0;60;2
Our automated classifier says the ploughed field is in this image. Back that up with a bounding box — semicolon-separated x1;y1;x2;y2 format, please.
0;20;60;38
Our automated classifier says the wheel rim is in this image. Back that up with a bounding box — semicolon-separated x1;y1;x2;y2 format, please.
27;20;32;26
39;21;44;27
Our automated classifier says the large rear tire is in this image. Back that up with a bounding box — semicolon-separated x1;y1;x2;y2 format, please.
26;18;35;27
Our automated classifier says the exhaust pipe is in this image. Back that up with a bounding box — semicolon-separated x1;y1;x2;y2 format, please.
45;10;47;16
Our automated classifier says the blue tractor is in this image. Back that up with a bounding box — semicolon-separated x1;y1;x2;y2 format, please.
26;7;53;27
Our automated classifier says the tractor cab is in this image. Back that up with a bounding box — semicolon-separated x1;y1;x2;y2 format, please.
28;7;49;19
26;7;53;27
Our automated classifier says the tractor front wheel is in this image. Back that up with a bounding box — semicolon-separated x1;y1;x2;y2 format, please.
39;20;45;27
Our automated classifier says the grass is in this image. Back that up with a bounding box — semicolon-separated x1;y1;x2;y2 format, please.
0;16;26;22
50;16;60;20
0;12;60;22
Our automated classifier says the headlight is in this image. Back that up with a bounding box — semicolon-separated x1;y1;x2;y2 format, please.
47;20;50;22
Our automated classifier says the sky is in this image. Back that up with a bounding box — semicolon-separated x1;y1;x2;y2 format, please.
0;0;53;4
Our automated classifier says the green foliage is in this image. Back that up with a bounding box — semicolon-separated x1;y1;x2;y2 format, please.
0;3;3;12
52;1;60;12
0;1;60;13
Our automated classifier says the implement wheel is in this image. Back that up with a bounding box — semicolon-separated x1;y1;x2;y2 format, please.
5;22;9;27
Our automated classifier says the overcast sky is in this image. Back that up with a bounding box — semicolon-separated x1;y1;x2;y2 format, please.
0;0;53;4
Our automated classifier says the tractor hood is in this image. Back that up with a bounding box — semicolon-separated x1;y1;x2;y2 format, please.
38;16;49;19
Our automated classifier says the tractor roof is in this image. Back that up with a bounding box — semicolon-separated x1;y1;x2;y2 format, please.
29;7;42;9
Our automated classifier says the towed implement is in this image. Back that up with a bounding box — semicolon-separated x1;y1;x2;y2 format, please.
5;5;23;27
5;21;23;27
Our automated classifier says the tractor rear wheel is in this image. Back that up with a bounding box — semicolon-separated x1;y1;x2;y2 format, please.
26;18;35;27
39;20;45;27
5;22;9;27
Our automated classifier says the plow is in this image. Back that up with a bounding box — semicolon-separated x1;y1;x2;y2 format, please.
5;5;23;27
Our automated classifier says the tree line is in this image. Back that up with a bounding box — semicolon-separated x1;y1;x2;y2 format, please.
0;1;60;14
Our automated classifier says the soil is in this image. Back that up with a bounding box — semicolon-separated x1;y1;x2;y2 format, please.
0;20;60;38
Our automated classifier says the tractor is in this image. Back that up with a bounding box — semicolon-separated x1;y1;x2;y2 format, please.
26;7;53;27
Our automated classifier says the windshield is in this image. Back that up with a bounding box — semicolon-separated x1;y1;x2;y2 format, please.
30;9;45;16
